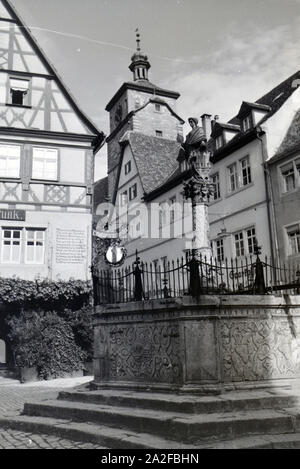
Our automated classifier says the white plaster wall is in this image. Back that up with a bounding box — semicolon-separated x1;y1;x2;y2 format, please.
60;148;86;184
208;138;271;257
0;211;92;281
209;139;267;220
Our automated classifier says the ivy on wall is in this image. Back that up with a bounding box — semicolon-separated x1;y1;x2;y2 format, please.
0;277;92;310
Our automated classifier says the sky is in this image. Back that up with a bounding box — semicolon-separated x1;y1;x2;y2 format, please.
10;0;300;180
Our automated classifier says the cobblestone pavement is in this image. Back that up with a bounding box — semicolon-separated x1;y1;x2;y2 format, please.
0;376;105;449
0;429;104;449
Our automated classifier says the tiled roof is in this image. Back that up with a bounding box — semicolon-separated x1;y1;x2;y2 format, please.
272;108;300;158
126;132;181;194
229;70;300;126
93;176;108;210
211;70;300;160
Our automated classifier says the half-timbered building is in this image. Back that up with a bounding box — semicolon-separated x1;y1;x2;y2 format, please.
0;0;104;281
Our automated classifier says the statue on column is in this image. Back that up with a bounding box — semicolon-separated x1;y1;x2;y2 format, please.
183;117;210;167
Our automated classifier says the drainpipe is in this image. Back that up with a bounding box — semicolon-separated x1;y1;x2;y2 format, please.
256;126;280;269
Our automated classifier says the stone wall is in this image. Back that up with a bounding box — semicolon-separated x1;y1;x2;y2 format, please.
93;295;300;392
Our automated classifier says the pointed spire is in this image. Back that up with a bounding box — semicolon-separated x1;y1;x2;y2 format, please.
129;28;151;82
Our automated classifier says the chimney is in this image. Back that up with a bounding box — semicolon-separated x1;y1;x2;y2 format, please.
211;114;220;130
201;114;212;139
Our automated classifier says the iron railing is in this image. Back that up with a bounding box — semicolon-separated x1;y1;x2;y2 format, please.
93;251;300;305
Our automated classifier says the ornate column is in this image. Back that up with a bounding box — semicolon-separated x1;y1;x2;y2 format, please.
183;148;215;260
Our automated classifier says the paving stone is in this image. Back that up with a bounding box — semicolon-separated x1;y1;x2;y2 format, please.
0;377;105;449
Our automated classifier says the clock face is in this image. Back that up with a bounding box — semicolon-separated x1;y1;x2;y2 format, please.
114;105;123;125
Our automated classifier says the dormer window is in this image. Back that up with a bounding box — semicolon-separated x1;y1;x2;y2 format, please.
215;135;223;150
9;78;30;107
155;104;161;112
242;115;252;132
156;130;163;138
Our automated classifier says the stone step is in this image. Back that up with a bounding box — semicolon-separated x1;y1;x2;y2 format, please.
2;412;300;449
58;389;300;414
198;432;300;449
0;415;198;449
23;399;300;444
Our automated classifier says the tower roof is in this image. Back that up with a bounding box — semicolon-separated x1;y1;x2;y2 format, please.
129;29;151;82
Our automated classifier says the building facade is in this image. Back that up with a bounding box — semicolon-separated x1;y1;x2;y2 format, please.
95;34;300;272
0;0;104;281
267;109;300;266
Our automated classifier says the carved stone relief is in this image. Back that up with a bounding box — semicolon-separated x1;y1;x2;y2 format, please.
221;318;300;382
105;323;181;383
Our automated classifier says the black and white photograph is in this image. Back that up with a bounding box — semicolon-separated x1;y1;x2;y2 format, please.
0;0;300;454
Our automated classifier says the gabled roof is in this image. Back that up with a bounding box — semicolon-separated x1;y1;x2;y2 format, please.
105;79;180;112
117;132;181;197
107;97;184;143
229;70;300;126
270;109;300;160
211;70;300;161
2;0;104;148
138;97;185;124
236;101;271;119
211;121;240;138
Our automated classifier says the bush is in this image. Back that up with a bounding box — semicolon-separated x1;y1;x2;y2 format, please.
7;312;42;368
62;306;94;362
7;311;87;379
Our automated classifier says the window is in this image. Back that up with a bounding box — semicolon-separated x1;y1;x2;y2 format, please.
129;183;137;201
228;163;238;192
124;161;132;175
241;156;252;186
247;227;257;255
25;229;45;264
280;161;300;193
242;115;252;132
156;130;163;137
234;227;257;257
228;156;252;193
1;228;22;263
0;227;46;264
211;173;221;200
215;135;223;150
234;231;245;257
287;224;300;255
120;191;128;206
155;104;161;112
216;239;224;262
9;78;30;106
32;147;58;180
0;145;20;178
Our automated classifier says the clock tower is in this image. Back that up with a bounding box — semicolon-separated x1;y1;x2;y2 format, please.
105;30;183;199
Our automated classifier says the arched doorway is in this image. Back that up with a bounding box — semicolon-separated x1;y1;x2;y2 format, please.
0;339;6;365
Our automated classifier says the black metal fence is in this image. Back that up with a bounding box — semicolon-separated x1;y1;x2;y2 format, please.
93;251;300;305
